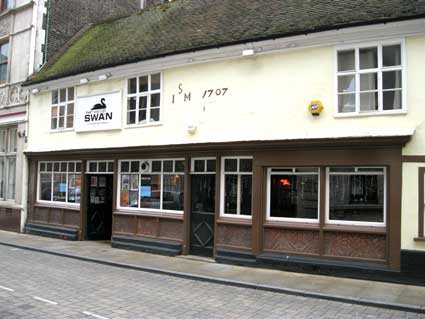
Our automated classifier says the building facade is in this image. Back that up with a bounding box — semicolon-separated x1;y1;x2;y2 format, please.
0;0;45;232
23;0;425;281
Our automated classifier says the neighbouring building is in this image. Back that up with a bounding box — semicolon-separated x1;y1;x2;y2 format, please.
22;0;425;282
0;0;45;232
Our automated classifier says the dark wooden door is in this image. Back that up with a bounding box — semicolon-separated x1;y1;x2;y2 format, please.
190;174;216;257
87;175;113;240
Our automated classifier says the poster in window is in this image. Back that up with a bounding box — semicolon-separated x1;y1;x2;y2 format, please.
121;191;129;207
90;176;98;187
129;191;138;207
130;175;138;190
99;176;106;187
60;183;67;192
140;186;152;197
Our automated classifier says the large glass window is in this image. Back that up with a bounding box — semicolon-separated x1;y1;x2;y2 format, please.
268;168;319;221
119;159;184;212
127;73;161;125
221;157;252;217
51;87;75;130
336;42;404;115
327;167;385;225
0;127;16;200
38;161;82;204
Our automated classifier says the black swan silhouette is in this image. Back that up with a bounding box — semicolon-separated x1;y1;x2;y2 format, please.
91;98;107;110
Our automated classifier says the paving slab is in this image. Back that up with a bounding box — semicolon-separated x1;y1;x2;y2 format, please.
0;230;424;314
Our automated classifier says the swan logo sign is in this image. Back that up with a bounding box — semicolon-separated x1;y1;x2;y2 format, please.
75;91;122;132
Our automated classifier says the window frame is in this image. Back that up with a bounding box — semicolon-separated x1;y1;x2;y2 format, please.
86;160;115;175
325;167;387;227
334;39;407;117
418;167;425;240
0;127;16;201
117;158;185;214
266;167;320;223
220;156;253;219
50;87;75;132
0;41;9;85
125;72;163;127
36;161;82;206
190;157;216;175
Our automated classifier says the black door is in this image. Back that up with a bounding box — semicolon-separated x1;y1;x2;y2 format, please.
87;175;113;240
190;174;216;257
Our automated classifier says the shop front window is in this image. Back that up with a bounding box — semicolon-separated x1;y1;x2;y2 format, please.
38;161;82;204
119;159;184;213
327;167;385;225
127;73;161;125
268;168;319;222
221;157;253;217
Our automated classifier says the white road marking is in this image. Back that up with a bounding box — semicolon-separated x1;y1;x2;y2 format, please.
0;285;14;292
33;296;58;305
82;311;110;319
10;248;20;251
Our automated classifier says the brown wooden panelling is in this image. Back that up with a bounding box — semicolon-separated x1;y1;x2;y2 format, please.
216;224;251;249
324;232;386;260
113;214;136;235
49;209;62;225
28;206;80;229
159;219;184;241
263;228;320;255
136;216;158;237
63;210;80;227
33;207;49;223
0;208;21;232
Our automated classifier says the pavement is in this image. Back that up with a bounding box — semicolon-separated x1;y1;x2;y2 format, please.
0;231;424;316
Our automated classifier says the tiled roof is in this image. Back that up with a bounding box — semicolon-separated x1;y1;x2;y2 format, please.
26;0;425;85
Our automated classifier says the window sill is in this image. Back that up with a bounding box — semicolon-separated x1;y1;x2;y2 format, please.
0;201;22;210
216;217;252;226
125;122;162;129
34;202;80;211
414;237;425;242
50;128;74;133
114;208;183;220
323;224;387;234
334;109;407;118
264;220;320;230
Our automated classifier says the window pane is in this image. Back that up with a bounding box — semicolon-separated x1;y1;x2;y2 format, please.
0;43;8;63
68;162;75;172
194;160;205;172
338;94;355;113
60;162;67;171
359;47;378;69
54;162;60;172
130;161;139;173
240;159;252;172
383;45;401;67
360;73;377;91
0;130;5;152
138;110;147;123
68;174;81;203
162;175;184;211
270;174;318;219
151;93;160;107
107;162;114;173
206;160;216;172
75;162;82;172
383;71;402;90
51;106;58;117
120;161;130;172
337;50;355;72
224;159;237;172
151;73;161;90
360;92;378;112
40;173;52;201
67;88;74;101
128;78;137;94
224;175;237;214
58;117;65;128
127;97;136;110
66;115;74;128
46;162;53;171
67;103;74;115
338;75;355;93
151;160;162;172
329;174;384;223
0;64;7;83
0;159;3;197
383;90;402;110
140;175;161;209
163;160;173;172
59;88;67;103
51;118;57;130
240;175;252;215
127;111;136;125
139;96;147;109
53;173;66;202
99;162;107;172
8;128;17;153
120;174;139;208
89;162;97;172
150;108;160;122
175;160;185;173
139;76;148;92
52;90;58;104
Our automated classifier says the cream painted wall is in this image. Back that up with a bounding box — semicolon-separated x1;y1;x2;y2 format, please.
402;163;425;250
27;35;425;153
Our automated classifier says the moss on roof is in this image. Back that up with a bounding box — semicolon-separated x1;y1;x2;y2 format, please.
26;0;425;85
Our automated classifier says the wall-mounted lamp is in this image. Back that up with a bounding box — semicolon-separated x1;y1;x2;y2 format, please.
242;49;255;57
98;73;111;81
31;88;40;95
18;130;26;138
187;124;197;134
80;78;89;84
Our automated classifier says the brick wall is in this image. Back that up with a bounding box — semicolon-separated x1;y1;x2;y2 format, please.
45;0;141;61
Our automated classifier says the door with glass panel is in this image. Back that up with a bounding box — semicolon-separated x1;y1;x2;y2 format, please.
190;158;216;257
